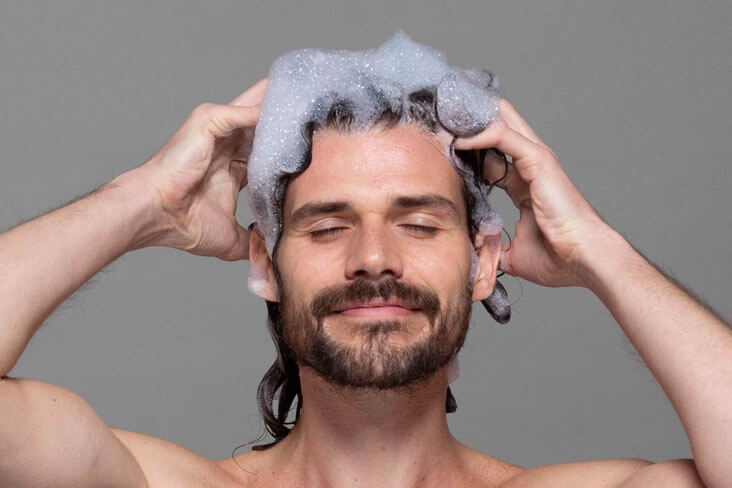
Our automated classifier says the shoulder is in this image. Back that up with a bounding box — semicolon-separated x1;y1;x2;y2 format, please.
456;444;526;486
217;446;282;487
452;445;650;488
111;428;243;488
501;457;704;488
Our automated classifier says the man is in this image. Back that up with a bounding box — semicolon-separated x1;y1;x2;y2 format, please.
0;74;728;487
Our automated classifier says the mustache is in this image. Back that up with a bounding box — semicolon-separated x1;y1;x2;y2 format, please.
310;276;440;321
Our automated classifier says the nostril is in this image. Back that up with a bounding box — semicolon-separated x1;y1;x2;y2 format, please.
351;268;397;280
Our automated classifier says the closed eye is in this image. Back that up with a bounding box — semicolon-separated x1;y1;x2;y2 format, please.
403;224;438;235
310;227;346;238
310;225;438;239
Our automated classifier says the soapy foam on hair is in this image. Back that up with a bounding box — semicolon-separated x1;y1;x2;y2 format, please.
246;30;504;265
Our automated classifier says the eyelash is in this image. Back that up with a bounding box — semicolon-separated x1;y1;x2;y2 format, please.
310;224;438;238
403;224;438;235
310;227;344;238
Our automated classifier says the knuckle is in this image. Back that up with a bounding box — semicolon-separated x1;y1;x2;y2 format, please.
191;103;234;136
537;145;557;162
490;121;506;135
499;98;514;112
192;102;216;119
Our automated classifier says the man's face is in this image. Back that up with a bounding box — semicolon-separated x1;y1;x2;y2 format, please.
274;124;475;389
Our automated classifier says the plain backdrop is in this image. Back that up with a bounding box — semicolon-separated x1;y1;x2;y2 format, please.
2;0;730;468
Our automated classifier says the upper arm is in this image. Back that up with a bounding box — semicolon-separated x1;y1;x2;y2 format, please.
110;428;241;488
0;377;148;488
619;459;706;488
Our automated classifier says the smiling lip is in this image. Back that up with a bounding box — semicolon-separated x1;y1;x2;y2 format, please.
336;301;420;317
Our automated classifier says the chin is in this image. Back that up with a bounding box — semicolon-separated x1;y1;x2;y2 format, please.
323;314;432;347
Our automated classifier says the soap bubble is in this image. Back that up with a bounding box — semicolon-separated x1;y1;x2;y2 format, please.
246;29;504;258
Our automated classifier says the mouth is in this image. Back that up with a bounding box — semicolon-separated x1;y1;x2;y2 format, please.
333;300;421;318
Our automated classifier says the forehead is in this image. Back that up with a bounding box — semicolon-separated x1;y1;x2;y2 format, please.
283;124;465;217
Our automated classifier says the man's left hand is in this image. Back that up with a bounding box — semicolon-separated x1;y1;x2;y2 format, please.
455;99;614;289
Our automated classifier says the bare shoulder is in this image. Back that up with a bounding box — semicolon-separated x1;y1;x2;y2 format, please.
436;445;651;488
456;444;526;486
111;428;242;488
217;447;275;487
501;457;704;488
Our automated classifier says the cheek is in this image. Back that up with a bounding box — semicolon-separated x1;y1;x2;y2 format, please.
277;240;342;299
403;239;473;293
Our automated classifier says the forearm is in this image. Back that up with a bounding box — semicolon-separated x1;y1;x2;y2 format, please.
0;167;161;377
582;228;732;488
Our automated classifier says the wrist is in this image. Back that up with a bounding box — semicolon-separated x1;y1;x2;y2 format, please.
575;224;645;296
101;167;171;252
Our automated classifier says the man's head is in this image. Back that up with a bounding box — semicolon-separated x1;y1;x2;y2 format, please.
247;94;503;447
243;30;507;447
269;122;501;386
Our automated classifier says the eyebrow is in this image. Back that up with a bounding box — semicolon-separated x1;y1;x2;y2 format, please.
392;194;460;217
287;193;461;228
288;201;351;227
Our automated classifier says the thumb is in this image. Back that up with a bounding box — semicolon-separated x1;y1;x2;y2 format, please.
190;103;261;139
229;159;248;191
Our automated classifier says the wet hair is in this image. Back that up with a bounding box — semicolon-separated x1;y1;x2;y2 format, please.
244;88;493;452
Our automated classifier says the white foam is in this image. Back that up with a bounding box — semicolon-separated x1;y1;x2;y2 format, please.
246;29;503;258
446;355;460;384
247;275;267;297
246;260;274;299
478;213;503;236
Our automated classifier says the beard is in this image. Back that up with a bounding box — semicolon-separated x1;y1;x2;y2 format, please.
276;273;473;390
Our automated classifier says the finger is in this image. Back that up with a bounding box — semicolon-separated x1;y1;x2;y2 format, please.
233;126;255;161
482;149;510;190
499;239;512;275
229;158;248;191
229;77;270;106
190;103;261;139
497;99;546;147
483;150;531;209
501;205;541;275
455;122;560;185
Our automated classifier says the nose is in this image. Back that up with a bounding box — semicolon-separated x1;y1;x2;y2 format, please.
344;220;403;281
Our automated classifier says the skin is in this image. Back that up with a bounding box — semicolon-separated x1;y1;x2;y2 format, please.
0;76;726;487
274;125;488;359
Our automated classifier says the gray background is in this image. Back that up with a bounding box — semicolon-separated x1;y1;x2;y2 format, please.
2;0;730;468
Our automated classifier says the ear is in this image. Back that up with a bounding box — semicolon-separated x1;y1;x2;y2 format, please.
247;223;279;302
471;232;502;302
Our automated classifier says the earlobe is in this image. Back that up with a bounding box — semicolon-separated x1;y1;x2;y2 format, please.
247;223;279;302
471;232;502;302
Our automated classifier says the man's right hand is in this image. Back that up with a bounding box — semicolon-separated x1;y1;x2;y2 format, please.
128;77;268;261
0;77;269;488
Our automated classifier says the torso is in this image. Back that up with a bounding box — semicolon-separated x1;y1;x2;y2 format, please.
112;428;650;488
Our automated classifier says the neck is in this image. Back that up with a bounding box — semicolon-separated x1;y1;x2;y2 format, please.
266;362;471;488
